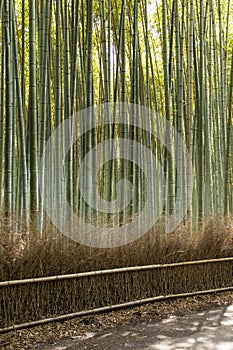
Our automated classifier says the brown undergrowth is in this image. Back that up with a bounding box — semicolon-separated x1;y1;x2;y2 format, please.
0;215;233;281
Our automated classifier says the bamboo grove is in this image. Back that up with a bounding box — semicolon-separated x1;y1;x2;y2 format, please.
0;0;232;240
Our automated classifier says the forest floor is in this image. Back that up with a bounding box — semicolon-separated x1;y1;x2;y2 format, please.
1;291;233;349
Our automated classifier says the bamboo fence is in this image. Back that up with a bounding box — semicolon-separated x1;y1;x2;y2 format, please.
0;257;232;332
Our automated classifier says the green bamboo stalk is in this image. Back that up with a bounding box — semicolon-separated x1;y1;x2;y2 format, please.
84;0;95;221
54;0;62;229
119;0;127;225
12;6;29;224
38;0;51;236
209;0;223;214
4;0;13;215
196;0;205;219
28;0;39;216
217;0;226;158
70;0;80;114
0;20;5;208
224;48;233;214
0;0;4;17
204;15;214;215
162;0;175;218
62;0;73;210
21;0;25;107
186;0;194;225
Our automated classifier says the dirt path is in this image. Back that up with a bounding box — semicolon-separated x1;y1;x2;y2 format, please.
36;303;233;350
2;292;233;349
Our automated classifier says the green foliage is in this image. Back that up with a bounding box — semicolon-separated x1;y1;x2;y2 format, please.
0;0;232;235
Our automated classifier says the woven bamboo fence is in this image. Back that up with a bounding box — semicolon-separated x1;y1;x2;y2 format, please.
0;257;232;332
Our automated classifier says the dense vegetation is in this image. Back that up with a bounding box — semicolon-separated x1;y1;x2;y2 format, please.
0;0;232;247
1;1;233;334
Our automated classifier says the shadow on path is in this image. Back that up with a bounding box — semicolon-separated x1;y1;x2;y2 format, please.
36;304;233;350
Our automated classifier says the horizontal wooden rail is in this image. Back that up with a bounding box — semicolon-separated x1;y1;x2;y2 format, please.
1;257;233;287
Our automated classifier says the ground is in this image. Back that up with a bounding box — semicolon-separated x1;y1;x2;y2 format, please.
1;292;233;349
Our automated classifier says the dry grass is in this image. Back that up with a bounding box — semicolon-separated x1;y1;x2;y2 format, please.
0;214;232;281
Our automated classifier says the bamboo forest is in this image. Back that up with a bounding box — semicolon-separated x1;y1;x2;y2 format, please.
1;0;233;339
0;0;233;246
